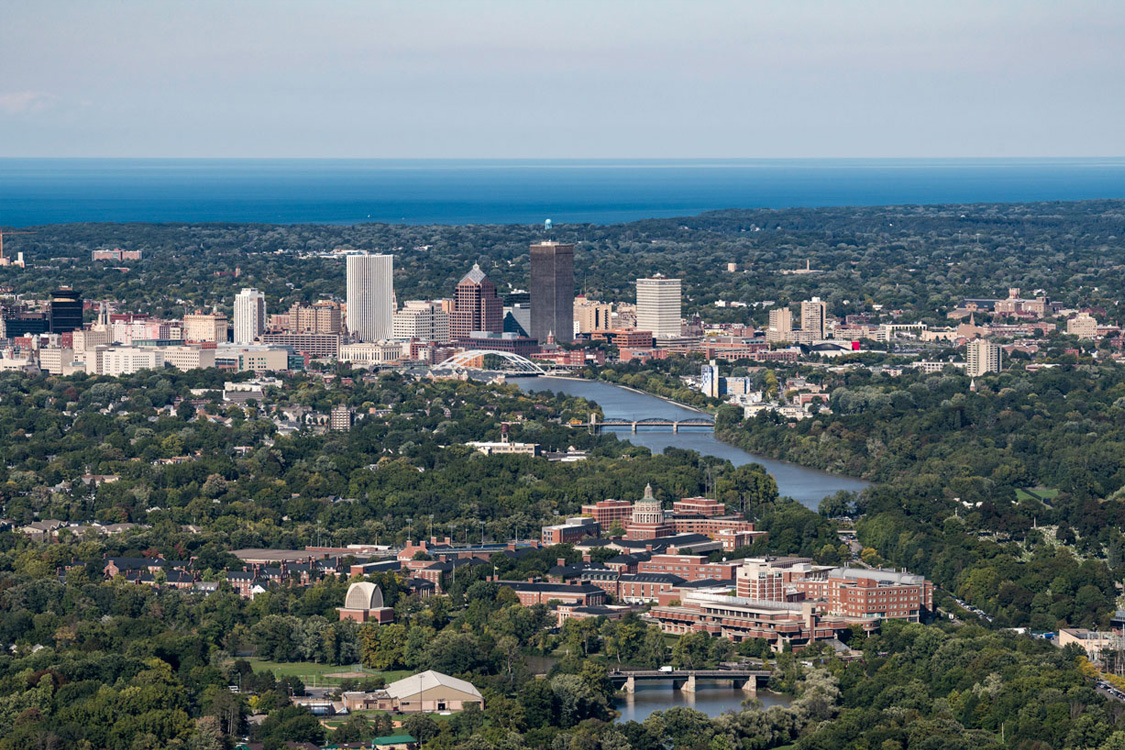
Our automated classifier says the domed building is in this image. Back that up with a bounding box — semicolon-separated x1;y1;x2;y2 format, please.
338;581;395;623
626;483;674;540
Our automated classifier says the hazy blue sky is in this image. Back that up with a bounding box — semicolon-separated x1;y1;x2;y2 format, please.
2;0;1122;158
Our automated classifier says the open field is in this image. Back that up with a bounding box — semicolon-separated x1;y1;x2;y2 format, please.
244;658;411;687
1016;488;1060;503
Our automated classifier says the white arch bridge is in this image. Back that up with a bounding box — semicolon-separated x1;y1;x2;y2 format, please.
432;350;549;374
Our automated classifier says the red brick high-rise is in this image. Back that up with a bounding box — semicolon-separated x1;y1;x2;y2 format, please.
451;264;504;341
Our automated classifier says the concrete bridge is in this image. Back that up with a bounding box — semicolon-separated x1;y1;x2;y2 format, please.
588;414;716;434
609;668;771;694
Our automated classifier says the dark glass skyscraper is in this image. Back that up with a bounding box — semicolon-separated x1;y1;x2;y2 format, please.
49;288;83;333
529;241;574;343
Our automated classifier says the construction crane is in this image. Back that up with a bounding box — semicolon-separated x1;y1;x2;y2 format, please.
0;230;35;265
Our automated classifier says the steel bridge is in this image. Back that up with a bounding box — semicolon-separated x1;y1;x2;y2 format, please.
588;414;715;433
432;350;548;375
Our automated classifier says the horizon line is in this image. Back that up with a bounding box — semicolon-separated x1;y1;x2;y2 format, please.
3;155;1125;162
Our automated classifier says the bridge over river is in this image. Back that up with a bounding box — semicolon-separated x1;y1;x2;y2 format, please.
609;668;771;694
588;414;716;433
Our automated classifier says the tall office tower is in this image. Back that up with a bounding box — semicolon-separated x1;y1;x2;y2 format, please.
233;288;266;344
393;300;451;343
800;297;827;339
183;311;230;342
635;275;682;338
49;288;83;333
966;338;1001;377
530;242;575;344
346;253;394;342
451;265;504;341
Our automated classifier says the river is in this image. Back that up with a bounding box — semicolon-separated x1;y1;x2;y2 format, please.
517;377;868;510
615;683;793;721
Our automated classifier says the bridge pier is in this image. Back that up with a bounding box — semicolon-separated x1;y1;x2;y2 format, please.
680;674;697;693
672;422;678;433
631;422;637;433
741;677;757;694
622;675;635;694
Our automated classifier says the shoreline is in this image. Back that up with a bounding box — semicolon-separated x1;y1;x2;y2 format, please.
538;374;711;415
529;374;870;490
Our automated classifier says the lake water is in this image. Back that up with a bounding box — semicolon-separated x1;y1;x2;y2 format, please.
615;683;792;722
517;377;868;509
3;158;1125;226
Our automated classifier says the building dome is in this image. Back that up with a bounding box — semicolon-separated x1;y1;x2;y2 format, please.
632;483;665;525
344;581;384;611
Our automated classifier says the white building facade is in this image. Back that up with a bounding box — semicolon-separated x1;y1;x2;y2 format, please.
233;288;266;345
393;300;450;343
347;254;394;342
635;276;682;339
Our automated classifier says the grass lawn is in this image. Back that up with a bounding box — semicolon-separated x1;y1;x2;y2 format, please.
1016;488;1059;503
243;658;411;687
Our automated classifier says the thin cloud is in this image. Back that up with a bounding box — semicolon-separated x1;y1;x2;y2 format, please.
0;91;57;115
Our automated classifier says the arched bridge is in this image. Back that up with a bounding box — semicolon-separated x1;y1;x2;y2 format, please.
588;414;715;433
609;668;771;694
433;350;548;374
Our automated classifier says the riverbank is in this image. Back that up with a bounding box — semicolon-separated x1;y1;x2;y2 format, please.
546;374;712;415
714;424;875;482
517;377;869;507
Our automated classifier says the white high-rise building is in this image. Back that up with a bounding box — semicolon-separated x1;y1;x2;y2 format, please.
800;297;827;339
636;275;682;339
966;339;1001;377
392;300;451;343
347;254;394;342
233;288;266;345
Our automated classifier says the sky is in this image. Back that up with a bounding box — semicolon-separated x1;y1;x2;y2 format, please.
1;0;1123;158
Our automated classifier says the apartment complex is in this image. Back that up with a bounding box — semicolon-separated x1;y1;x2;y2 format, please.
574;297;613;333
183;312;229;343
233;288;266;344
800;297;827;339
393;300;451;342
966;338;1001;377
288;301;342;334
1067;312;1098;339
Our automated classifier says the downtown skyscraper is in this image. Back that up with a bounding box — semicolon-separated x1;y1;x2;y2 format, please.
636;275;681;339
530;241;574;343
346;253;394;342
451;264;503;341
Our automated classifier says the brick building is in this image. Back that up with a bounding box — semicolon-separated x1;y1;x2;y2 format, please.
736;557;933;622
498;580;607;607
638;553;740;582
579;499;634;528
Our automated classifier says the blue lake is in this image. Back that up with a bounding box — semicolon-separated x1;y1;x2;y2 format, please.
2;158;1124;226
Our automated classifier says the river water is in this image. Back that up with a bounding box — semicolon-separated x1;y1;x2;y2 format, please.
518;377;868;510
615;683;793;722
